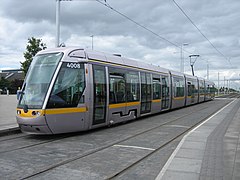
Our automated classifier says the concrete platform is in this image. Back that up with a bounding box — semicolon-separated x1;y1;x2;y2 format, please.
156;98;240;180
0;95;18;132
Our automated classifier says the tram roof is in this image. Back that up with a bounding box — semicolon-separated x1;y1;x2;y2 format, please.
39;47;171;74
38;47;214;83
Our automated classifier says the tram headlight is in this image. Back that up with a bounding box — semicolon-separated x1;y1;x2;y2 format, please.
17;110;21;115
36;111;41;116
32;111;41;117
32;111;36;116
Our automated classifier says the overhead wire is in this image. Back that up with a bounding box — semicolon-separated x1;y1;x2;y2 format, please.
95;0;182;49
172;0;231;65
65;0;231;68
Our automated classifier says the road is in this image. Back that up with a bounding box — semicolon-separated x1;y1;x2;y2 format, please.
0;95;18;131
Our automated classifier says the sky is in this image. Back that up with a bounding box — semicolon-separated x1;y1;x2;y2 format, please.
0;0;240;89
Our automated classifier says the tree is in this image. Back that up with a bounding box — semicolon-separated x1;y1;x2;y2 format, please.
0;77;10;93
21;37;47;75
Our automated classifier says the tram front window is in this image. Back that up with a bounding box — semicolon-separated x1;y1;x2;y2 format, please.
18;53;63;109
47;62;85;108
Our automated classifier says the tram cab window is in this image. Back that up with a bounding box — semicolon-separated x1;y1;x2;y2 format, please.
153;76;161;100
18;53;63;109
109;68;126;104
173;77;185;97
126;71;140;102
47;62;85;108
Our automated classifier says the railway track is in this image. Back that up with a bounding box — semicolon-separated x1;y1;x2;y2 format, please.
0;100;212;154
216;93;240;99
2;94;237;153
0;99;233;179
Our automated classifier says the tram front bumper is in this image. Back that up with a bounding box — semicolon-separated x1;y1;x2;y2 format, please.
16;109;53;134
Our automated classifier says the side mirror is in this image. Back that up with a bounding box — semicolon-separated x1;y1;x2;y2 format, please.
17;90;24;100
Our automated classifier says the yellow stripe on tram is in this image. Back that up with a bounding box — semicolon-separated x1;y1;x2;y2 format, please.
109;102;140;109
173;97;185;100
152;99;161;103
16;109;44;118
45;107;87;115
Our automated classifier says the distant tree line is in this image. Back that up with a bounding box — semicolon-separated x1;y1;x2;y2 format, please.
0;78;23;94
219;87;238;92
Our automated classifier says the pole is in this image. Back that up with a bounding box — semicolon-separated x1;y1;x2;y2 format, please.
229;80;230;93
56;0;60;47
191;65;194;76
180;45;183;73
207;61;209;80
223;76;225;94
218;72;219;95
180;43;188;73
189;54;199;76
90;35;94;50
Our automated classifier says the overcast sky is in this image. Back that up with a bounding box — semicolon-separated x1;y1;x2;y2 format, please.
0;0;240;89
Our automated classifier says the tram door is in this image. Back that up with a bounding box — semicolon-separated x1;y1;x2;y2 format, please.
140;72;152;114
92;65;107;125
161;75;170;110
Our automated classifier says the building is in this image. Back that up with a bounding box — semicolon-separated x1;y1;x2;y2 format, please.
0;69;24;94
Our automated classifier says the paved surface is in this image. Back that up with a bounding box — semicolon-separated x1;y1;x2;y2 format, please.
1;97;240;179
0;95;18;131
0;98;232;179
156;98;240;180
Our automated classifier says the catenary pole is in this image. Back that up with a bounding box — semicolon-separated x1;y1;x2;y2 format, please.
56;0;60;47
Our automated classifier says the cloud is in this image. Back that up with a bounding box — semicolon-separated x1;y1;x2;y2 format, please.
0;0;240;89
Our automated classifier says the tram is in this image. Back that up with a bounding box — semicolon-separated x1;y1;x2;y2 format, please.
16;47;215;134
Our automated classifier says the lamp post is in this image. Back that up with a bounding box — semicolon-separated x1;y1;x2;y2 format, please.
180;43;188;73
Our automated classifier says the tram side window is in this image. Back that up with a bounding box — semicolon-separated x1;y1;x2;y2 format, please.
126;71;140;102
141;73;151;102
109;68;126;104
153;77;161;99
199;81;205;95
173;77;185;97
47;63;85;108
207;85;211;93
187;81;193;96
162;76;169;97
193;80;198;94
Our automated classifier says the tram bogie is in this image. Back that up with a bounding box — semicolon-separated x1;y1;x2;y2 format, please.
16;47;215;134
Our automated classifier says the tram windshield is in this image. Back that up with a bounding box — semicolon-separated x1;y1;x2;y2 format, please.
46;62;85;108
18;52;63;109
